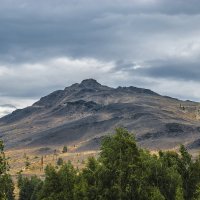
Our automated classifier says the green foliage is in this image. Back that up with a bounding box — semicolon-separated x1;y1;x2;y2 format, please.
0;173;15;200
0;140;10;176
37;162;77;200
0;140;14;200
15;128;200;200
77;157;100;200
98;127;142;199
149;187;165;200
18;173;42;200
62;146;68;153
57;157;64;166
175;186;184;200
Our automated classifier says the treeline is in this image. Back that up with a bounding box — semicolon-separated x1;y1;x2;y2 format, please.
2;128;200;199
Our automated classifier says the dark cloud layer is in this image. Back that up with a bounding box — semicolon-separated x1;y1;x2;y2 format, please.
139;60;200;81
0;0;200;113
117;59;200;81
1;0;200;62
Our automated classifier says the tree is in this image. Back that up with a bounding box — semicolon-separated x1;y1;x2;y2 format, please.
18;174;42;200
178;145;193;200
98;127;144;199
38;162;77;200
150;151;183;200
62;146;68;153
0;140;14;200
38;165;61;199
57;157;64;166
78;157;99;200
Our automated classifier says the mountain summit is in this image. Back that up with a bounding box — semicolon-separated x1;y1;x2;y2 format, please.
0;79;200;152
66;79;111;92
80;79;102;88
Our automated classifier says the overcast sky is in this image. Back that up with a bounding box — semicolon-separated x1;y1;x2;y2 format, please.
0;0;200;113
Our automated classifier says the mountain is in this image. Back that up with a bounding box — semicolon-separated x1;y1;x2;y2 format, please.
0;79;200;152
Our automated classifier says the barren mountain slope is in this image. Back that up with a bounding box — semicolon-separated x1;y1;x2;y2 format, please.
0;79;200;151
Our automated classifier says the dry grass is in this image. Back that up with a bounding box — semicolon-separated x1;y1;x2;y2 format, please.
6;146;99;176
5;145;99;199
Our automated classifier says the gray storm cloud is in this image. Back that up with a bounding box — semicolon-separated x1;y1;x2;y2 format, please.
1;0;200;62
0;0;200;116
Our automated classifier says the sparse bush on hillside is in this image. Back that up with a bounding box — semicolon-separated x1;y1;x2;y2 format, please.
25;156;31;169
57;157;64;166
62;145;68;153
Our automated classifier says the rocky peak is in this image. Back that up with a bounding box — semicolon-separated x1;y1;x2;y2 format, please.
80;79;102;88
65;79;112;92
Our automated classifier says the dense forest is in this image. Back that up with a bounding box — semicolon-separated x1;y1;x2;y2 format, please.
2;128;200;200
